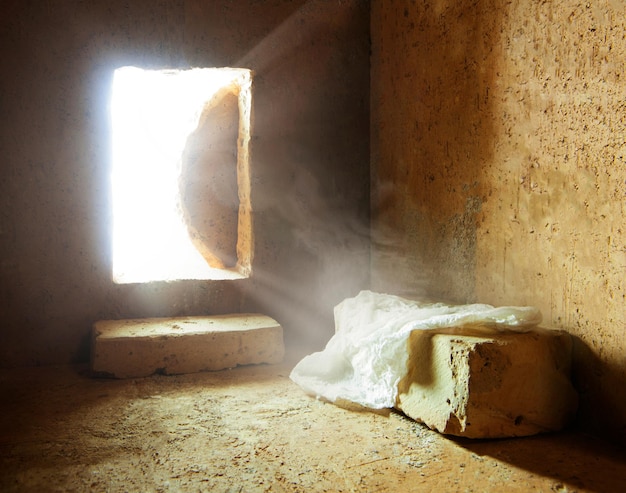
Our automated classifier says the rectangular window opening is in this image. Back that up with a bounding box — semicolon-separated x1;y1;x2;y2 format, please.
110;66;253;284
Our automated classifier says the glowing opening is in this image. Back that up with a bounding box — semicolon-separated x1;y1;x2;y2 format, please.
110;66;252;284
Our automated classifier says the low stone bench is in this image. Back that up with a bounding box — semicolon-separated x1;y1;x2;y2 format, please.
395;327;578;438
91;314;284;378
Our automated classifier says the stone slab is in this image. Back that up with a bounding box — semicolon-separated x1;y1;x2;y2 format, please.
91;314;284;378
396;327;578;438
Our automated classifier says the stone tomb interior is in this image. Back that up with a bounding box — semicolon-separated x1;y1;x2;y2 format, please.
2;1;626;491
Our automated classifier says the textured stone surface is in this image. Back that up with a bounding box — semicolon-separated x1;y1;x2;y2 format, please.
371;0;626;443
180;83;243;271
92;314;284;378
0;0;370;367
3;361;626;492
396;327;578;439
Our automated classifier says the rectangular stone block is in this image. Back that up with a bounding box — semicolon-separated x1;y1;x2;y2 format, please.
91;314;284;378
396;327;578;438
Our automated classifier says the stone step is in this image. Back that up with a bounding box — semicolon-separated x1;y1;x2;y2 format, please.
396;327;578;438
91;314;284;378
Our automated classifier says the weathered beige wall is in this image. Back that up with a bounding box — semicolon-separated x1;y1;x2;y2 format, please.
372;1;626;442
0;0;370;365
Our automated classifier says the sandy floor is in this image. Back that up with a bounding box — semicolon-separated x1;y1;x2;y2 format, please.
1;356;625;493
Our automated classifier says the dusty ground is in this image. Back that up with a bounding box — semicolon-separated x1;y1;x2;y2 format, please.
1;355;625;493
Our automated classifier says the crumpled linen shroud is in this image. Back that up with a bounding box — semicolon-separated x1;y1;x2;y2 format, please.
289;290;542;409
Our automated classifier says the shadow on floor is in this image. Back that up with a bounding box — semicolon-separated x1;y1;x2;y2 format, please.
451;430;626;493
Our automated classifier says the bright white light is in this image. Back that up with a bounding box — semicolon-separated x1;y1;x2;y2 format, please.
110;66;249;283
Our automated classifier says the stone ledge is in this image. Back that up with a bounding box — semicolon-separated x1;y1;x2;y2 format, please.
396;327;578;438
91;314;284;378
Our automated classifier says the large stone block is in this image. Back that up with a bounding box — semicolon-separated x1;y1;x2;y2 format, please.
92;314;284;378
179;85;240;270
396;327;578;438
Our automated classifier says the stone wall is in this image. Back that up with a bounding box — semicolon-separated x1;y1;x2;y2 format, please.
0;0;370;365
371;0;626;442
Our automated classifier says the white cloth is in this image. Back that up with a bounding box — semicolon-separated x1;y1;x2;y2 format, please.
290;290;541;409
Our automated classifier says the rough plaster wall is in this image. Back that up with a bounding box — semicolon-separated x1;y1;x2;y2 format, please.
371;1;626;442
0;0;370;366
477;1;626;443
371;0;501;301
